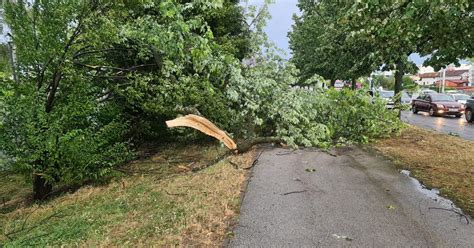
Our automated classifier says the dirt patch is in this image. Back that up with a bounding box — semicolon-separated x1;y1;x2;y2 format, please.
372;126;474;216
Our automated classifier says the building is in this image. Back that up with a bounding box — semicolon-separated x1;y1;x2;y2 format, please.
418;72;438;86
0;0;10;44
416;64;473;87
418;66;435;74
470;66;474;86
371;70;394;78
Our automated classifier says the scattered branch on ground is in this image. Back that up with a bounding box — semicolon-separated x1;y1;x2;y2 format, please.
323;150;337;157
165;190;186;197
428;207;470;224
276;151;294;156
281;190;307;196
4;209;67;241
243;149;264;170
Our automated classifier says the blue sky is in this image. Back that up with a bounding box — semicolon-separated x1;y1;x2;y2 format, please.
245;0;427;65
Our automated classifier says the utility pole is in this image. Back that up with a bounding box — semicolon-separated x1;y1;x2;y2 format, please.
442;68;446;93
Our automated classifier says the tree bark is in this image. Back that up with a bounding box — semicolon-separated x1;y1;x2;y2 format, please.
236;137;283;153
32;173;53;200
7;42;19;85
394;60;404;118
351;78;357;90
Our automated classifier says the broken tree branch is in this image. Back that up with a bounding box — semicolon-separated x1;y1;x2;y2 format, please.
281;190;307;196
243;149;264;170
166;114;237;150
428;207;470;224
165;115;283;153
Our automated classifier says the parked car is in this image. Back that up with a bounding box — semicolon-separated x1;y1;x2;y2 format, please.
401;91;412;105
412;89;436;100
446;90;463;94
377;90;411;109
421;89;437;94
449;94;471;105
412;93;465;117
378;90;395;109
334;81;345;90
465;96;474;123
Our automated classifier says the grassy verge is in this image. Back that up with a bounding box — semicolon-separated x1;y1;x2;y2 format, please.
373;126;474;217
0;143;256;246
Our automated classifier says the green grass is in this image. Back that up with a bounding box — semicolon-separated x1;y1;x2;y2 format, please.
0;143;252;247
0;172;31;213
374;126;474;217
3;180;185;247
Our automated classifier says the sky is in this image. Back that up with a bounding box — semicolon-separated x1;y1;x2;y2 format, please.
245;0;428;65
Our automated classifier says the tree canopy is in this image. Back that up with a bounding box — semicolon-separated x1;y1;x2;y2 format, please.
0;0;250;199
290;0;377;86
290;0;473;96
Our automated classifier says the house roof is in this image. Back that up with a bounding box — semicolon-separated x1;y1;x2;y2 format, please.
435;79;469;87
419;72;439;78
445;69;468;77
446;79;469;83
418;69;469;79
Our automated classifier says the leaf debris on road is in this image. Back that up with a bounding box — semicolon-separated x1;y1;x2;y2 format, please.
332;234;353;241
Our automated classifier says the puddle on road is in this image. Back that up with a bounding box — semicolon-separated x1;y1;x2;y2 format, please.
400;170;461;211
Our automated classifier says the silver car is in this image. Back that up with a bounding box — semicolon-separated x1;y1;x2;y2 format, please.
449;94;471;105
378;90;411;109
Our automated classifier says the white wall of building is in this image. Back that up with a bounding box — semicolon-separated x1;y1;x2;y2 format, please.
419;78;435;86
0;5;11;44
417;64;474;87
469;66;474;86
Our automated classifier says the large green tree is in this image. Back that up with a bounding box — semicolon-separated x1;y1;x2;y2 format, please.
289;0;377;87
343;0;472;98
203;0;251;60
0;0;253;199
291;0;473;98
1;0;132;200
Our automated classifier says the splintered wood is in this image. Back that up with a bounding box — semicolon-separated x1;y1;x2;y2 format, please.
166;114;237;151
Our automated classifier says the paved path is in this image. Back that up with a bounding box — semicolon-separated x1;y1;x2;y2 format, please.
229;147;473;247
401;111;474;141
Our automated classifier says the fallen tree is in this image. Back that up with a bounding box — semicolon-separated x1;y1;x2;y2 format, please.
166;115;282;153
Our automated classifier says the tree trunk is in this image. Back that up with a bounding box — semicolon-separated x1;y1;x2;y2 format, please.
7;42;19;85
237;137;283;153
33;174;53;200
351;78;357;90
330;78;336;88
394;60;404;118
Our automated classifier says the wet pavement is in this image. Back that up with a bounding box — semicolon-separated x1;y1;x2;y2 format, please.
401;111;474;141
228;147;474;247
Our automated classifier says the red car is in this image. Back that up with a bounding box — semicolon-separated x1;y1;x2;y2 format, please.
412;93;465;117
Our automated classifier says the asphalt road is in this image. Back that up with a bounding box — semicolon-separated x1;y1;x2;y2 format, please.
228;147;473;247
401;111;474;141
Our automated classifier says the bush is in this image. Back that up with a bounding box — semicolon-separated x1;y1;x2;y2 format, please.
0;77;133;185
